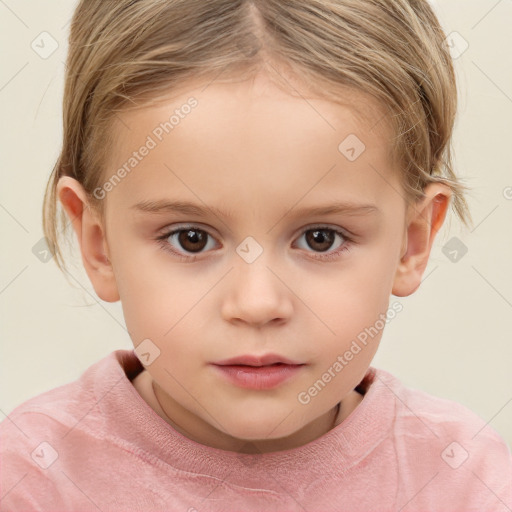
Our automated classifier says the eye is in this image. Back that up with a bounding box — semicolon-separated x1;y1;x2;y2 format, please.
293;226;352;261
156;225;218;259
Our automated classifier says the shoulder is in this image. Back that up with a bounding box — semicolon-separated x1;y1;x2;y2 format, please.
1;349;126;433
374;367;507;443
372;368;512;510
0;350;133;509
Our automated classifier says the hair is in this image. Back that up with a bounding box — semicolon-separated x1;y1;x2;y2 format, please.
43;0;473;278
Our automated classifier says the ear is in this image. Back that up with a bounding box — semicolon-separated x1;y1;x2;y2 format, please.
56;176;120;302
392;183;452;297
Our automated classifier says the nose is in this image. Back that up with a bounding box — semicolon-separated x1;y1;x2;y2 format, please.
220;258;294;327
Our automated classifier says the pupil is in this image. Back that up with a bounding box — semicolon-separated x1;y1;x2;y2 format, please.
307;229;333;252
179;229;207;252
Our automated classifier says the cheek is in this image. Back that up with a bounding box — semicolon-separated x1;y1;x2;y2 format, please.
115;249;210;345
295;248;397;378
302;258;394;335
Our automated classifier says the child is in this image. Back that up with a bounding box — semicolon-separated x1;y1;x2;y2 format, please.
2;0;511;510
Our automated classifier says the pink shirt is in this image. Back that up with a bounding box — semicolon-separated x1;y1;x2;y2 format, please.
1;349;511;511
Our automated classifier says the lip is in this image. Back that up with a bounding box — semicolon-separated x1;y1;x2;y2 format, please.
211;363;304;390
213;353;303;366
211;353;306;390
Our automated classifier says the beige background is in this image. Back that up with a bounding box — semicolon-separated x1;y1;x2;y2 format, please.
1;0;511;448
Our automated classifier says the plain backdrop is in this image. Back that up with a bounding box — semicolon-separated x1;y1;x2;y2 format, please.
1;0;511;448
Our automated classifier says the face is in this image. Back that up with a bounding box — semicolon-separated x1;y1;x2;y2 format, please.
70;71;415;452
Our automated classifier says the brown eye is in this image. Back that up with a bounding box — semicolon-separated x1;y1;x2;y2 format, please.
177;229;209;252
294;227;347;258
304;229;336;252
157;225;219;259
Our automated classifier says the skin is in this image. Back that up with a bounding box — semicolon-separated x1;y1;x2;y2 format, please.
57;69;451;454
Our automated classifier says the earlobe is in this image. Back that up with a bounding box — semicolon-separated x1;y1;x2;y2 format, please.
392;183;452;297
56;176;120;303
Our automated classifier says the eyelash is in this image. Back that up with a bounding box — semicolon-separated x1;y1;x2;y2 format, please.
155;224;354;263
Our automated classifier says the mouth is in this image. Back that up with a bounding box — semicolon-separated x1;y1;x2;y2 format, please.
211;354;306;390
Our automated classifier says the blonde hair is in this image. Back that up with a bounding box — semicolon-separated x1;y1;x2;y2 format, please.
43;0;472;277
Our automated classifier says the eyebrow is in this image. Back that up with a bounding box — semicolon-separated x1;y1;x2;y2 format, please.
130;199;380;219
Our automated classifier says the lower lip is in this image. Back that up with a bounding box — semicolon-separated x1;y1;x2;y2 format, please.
211;363;304;390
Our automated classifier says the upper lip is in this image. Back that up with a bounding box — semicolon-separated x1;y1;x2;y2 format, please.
212;353;304;366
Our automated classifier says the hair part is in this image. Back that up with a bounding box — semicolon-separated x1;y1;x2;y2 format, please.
43;0;473;277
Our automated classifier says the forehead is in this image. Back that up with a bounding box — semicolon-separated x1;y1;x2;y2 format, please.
111;71;391;150
103;74;401;217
